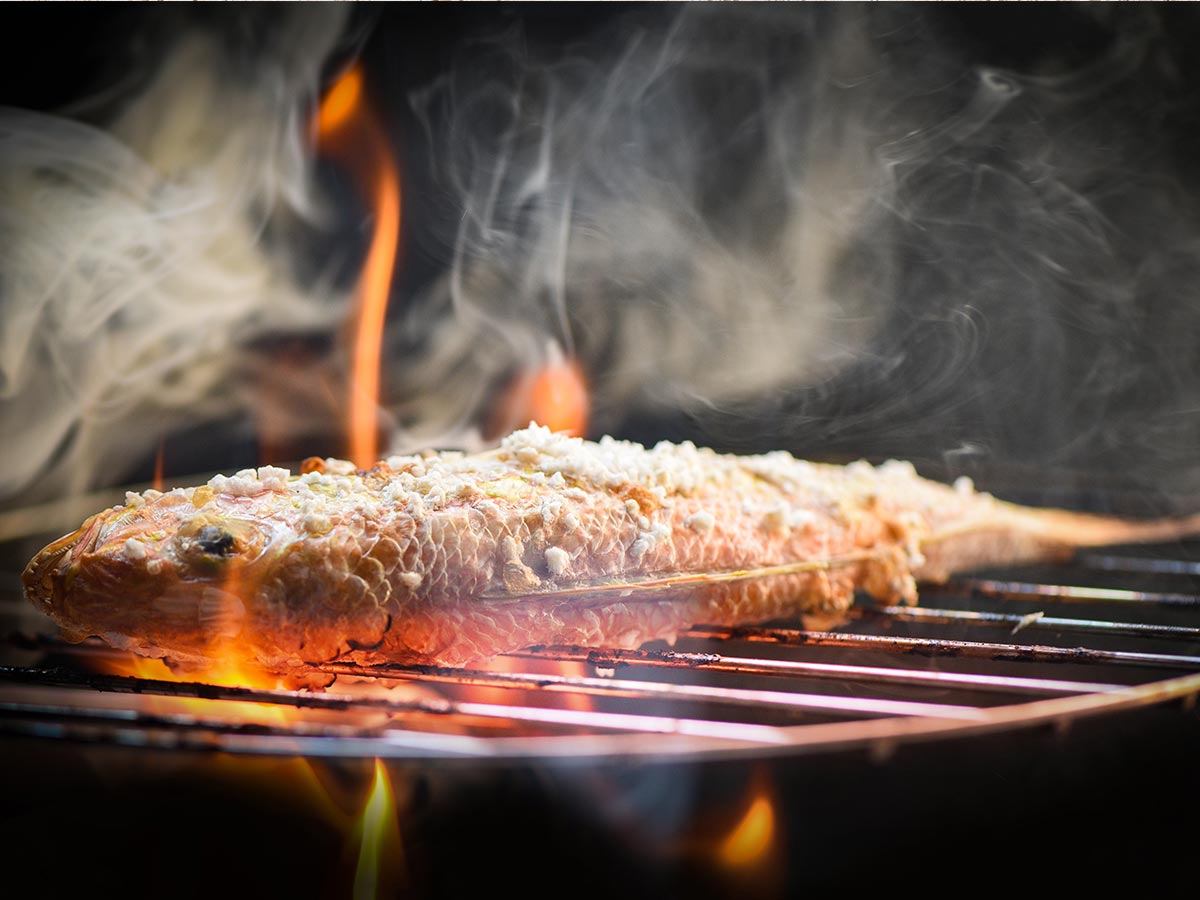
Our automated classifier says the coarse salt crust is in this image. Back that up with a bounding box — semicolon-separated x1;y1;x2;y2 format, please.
544;546;571;576
119;425;962;547
35;421;1079;675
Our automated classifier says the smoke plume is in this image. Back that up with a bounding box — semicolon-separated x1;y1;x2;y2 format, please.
0;8;348;502
6;5;1200;510
390;5;1200;506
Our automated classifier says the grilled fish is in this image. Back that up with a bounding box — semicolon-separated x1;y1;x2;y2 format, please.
22;425;1200;671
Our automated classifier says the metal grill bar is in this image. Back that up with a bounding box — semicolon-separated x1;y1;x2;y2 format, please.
0;667;793;742
318;661;1024;715
1079;553;1200;576
928;578;1200;607
679;625;1200;669
865;605;1200;641
497;648;1122;695
3;522;1200;760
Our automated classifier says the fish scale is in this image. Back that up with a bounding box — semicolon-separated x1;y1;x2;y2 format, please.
22;424;1200;672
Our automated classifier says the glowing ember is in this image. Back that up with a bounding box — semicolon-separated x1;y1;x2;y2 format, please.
718;782;776;869
315;64;402;469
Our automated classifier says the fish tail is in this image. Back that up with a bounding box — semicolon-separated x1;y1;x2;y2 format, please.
1013;506;1200;549
918;504;1200;582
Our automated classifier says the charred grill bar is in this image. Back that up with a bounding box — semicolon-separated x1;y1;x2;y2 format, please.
3;541;1199;761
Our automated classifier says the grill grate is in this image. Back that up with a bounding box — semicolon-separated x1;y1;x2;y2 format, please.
2;544;1200;762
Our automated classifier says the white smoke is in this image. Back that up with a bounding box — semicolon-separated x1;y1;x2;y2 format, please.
386;5;1200;504
0;9;348;502
5;5;1200;510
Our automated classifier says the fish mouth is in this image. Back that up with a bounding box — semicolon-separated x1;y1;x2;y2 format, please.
21;513;107;616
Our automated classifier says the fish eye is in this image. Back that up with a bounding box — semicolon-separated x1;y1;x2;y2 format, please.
196;525;236;557
175;516;255;567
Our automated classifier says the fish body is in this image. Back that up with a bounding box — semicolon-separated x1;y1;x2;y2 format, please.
22;425;1200;670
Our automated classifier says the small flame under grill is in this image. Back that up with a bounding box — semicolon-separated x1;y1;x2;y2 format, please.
3;539;1199;762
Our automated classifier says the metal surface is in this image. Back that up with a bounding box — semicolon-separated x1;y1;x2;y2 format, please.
2;540;1200;763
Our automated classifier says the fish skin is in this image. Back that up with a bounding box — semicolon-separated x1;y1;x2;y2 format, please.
21;425;1200;670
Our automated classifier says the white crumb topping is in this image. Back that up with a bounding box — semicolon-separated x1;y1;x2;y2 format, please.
135;426;953;594
257;466;291;492
501;424;729;495
762;506;820;535
323;458;357;476
496;424;931;512
545;546;570;576
208;465;292;497
124;538;148;559
629;521;672;561
540;499;562;526
879;459;917;477
208;469;261;497
454;482;481;500
302;513;332;535
125;488;166;507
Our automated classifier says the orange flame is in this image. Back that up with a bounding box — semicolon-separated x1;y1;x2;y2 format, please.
471;654;596;714
102;647;296;727
349;162;401;469
490;352;590;439
718;777;777;869
99;549;294;721
152;441;165;492
316;64;402;469
316;67;364;140
352;759;406;899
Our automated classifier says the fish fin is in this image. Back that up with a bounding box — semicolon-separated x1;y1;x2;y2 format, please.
476;549;890;605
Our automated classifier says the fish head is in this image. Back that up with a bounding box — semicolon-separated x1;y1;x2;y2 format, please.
22;489;293;662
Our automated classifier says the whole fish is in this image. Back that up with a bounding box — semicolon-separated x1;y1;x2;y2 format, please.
22;425;1200;671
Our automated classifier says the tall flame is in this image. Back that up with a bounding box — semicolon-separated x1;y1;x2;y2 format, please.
316;65;402;468
352;759;405;900
349;162;401;468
